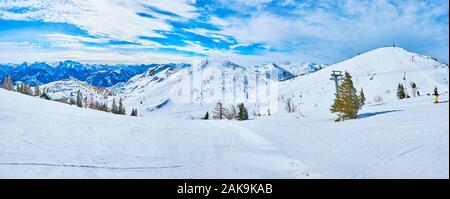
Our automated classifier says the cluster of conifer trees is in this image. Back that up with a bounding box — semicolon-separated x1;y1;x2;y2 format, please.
2;75;41;97
330;71;423;122
2;75;138;117
397;82;419;100
203;102;249;121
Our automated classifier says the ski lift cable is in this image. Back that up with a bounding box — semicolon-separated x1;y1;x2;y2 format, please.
281;66;446;95
352;66;443;77
281;78;330;94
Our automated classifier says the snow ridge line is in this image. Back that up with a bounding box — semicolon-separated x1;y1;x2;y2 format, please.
0;162;184;170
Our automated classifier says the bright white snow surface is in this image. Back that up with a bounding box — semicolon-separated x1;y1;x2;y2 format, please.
0;88;448;179
0;47;448;179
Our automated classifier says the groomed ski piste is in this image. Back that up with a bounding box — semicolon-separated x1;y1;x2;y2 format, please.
0;47;449;178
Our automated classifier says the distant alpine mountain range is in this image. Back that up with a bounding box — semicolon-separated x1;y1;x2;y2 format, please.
0;60;326;87
0;60;190;87
252;62;328;81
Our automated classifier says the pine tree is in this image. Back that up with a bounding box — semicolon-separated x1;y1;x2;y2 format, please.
34;84;41;96
2;75;13;91
18;83;31;95
202;111;209;120
213;101;224;119
22;84;25;94
7;75;13;91
118;97;125;115
223;105;237;120
18;83;23;94
69;98;76;105
99;102;109;112
89;95;95;109
76;90;83;107
359;88;366;106
21;83;25;94
111;99;118;114
131;108;138;116
285;97;296;113
410;82;417;97
83;96;88;108
1;76;6;90
26;84;32;95
330;71;361;121
237;103;249;121
397;83;406;99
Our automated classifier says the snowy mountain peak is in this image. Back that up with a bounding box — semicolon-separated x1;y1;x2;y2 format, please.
262;63;285;71
254;62;295;81
280;46;449;112
193;59;243;70
336;46;448;71
0;61;158;87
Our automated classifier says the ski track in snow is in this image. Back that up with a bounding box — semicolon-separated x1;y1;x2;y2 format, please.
388;143;427;161
226;123;273;147
0;162;184;170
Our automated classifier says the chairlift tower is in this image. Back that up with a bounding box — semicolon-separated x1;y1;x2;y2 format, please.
330;70;343;96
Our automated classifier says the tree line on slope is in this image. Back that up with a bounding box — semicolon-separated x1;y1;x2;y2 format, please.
202;70;433;122
202;102;250;121
331;71;442;121
1;74;139;117
2;74;42;97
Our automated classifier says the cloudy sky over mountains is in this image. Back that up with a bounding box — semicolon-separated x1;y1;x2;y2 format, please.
0;0;448;64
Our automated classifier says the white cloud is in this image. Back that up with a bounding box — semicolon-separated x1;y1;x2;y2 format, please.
139;0;198;19
0;0;199;43
213;0;449;63
182;28;234;43
0;0;448;64
43;33;109;45
0;42;199;64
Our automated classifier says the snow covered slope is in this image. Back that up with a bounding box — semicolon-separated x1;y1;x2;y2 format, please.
280;47;449;112
115;63;185;114
0;85;448;178
41;78;113;103
119;60;277;118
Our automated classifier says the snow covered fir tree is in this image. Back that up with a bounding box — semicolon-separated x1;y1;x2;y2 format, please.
330;71;363;121
1;75;13;91
397;83;407;99
237;103;249;121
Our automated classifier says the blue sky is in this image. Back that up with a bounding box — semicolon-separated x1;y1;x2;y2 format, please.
0;0;448;65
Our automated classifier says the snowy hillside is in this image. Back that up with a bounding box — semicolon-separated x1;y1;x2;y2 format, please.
115;63;185;114
0;85;448;178
0;46;448;179
117;47;448;118
119;60;277;118
41;78;112;103
280;47;449;112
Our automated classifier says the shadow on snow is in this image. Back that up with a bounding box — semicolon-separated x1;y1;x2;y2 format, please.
357;110;403;119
